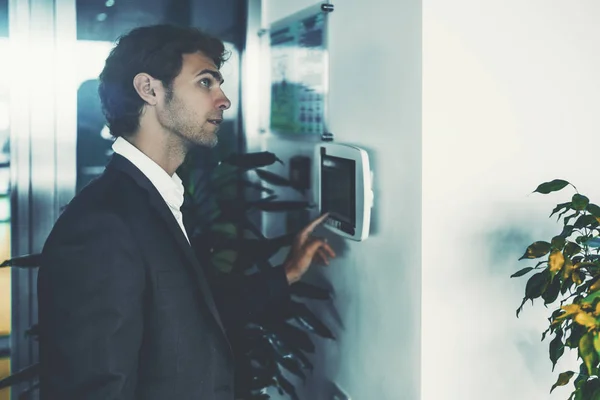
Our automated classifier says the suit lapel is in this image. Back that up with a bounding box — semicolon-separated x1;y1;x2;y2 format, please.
146;193;227;334
107;154;228;338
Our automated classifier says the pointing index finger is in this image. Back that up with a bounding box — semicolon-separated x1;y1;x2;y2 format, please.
300;212;330;238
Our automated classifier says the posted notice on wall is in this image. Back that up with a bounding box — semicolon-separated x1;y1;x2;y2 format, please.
269;7;328;136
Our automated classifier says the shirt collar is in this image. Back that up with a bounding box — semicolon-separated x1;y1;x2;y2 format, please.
112;136;185;212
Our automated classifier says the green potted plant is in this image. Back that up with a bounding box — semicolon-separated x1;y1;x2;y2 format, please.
179;149;335;400
514;179;600;399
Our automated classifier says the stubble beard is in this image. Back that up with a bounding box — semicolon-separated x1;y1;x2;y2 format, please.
198;123;219;148
162;89;218;149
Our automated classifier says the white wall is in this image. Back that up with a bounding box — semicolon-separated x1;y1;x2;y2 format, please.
250;1;600;399
423;1;600;399
258;1;422;399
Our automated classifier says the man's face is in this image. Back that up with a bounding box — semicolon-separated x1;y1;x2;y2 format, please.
156;52;231;148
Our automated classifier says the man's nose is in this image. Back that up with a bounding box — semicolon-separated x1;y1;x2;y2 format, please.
216;90;231;111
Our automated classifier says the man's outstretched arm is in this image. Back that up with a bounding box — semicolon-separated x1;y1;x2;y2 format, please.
204;213;336;332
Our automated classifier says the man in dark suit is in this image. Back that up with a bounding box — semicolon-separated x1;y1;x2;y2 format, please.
37;24;335;400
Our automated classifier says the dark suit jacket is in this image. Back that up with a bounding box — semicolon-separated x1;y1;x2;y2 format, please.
38;154;290;400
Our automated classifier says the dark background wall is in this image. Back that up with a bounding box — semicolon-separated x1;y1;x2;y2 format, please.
0;0;6;37
76;0;246;46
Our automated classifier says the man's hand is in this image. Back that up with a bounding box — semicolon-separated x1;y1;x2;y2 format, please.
283;213;337;284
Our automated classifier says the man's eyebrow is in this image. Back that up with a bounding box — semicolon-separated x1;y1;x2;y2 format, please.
196;69;224;84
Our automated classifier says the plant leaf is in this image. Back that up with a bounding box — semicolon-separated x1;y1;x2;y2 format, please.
555;304;582;324
550;330;565;370
552;236;567;250
511;267;534;278
590;278;600;293
573;194;591;211
274;351;306;382
561;277;574;295
222;234;295;272
534;179;570;194
274;370;299;400
211;249;237;274
549;250;565;275
579;332;598;375
565;212;580;226
242;179;276;195
566;323;586;349
516;297;527;318
577;235;591;245
560;225;576;239
588;204;600;218
241;217;266;240
575;312;598;330
565;242;582;258
525;270;551;300
593;332;600;356
551;202;572;218
0;363;39;390
558;208;572;223
270;322;315;353
255;169;292;187
262;333;306;381
542;327;551;341
0;253;42;268
210;222;238;238
583;379;600;400
563;257;575;281
573;270;584;285
224;152;283;170
290;282;332;300
289;302;335;339
543;276;561;305
519;241;552;260
574;215;597;229
210;163;238;185
264;329;313;371
581;290;600;306
551;371;575;393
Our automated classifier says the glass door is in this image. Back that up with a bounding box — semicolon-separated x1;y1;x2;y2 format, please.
0;0;11;398
7;1;77;399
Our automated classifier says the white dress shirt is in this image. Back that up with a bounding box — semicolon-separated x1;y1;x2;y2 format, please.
112;136;190;244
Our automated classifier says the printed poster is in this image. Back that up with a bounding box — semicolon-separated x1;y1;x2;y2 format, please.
269;9;327;136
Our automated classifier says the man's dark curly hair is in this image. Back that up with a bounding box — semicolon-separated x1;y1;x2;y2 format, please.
98;24;228;138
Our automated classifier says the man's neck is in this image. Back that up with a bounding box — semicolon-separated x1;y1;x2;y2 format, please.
123;133;187;176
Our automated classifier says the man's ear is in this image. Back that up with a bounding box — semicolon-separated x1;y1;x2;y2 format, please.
133;73;160;106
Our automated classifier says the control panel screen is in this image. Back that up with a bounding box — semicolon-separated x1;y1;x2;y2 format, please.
321;155;356;231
